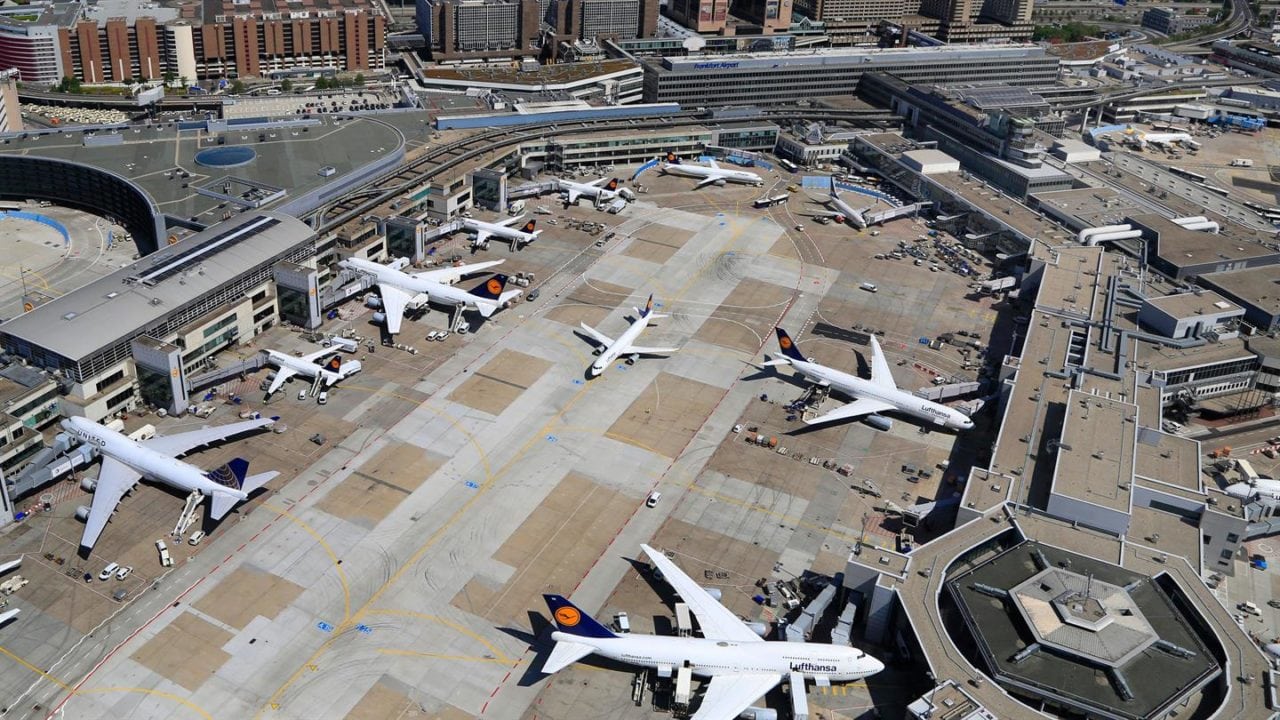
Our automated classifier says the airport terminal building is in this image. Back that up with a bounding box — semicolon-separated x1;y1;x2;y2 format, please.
639;44;1061;106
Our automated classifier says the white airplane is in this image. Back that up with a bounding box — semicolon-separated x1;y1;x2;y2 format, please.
557;177;620;205
62;415;279;551
463;216;540;250
809;178;872;229
1224;477;1280;503
660;153;764;189
339;257;520;334
262;348;361;399
0;559;18;626
763;328;974;430
541;544;883;720
577;294;679;377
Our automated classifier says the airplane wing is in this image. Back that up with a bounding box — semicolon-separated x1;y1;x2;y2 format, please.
867;336;896;389
805;397;896;426
266;367;297;396
472;229;492;246
640;544;762;643
626;345;680;355
566;188;582;203
694;176;722;189
0;608;18;627
691;673;782;720
297;347;335;363
707;158;720;170
377;284;413;335
141;417;277;457
80;456;142;550
578;323;615;348
414;259;505;285
497;216;526;227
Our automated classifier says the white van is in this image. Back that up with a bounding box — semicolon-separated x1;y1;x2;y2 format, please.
646;491;662;508
298;388;308;401
860;282;879;293
188;531;206;546
317;390;328;405
614;612;631;634
99;562;119;581
156;539;174;567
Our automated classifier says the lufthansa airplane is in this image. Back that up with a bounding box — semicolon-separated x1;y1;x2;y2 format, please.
63;416;278;550
809;178;874;229
577;294;679;377
340;257;519;334
463;216;540;250
541;544;883;720
261;347;360;399
557;177;621;205
764;328;973;430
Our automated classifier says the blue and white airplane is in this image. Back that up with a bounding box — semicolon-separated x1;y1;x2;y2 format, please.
577;294;679;377
764;328;973;430
541;544;883;720
661;153;764;188
340;257;520;334
64;416;278;550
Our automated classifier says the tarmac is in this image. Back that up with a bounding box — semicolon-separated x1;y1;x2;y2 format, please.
0;174;999;720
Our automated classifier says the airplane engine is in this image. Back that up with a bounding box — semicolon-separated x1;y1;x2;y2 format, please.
372;312;387;324
363;294;383;309
592;347;603;356
739;707;778;720
701;586;722;601
865;415;893;432
626;354;639;365
744;621;769;638
74;505;91;522
80;478;97;493
388;257;412;271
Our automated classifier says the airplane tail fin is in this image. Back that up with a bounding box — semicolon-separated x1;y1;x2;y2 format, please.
206;457;275;520
468;273;509;301
543;594;616;639
604;178;620;191
775;327;806;363
324;354;343;372
521;219;537;234
639;294;654;318
542;638;595;674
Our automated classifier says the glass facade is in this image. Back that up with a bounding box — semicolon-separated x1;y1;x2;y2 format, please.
278;285;312;328
137;364;175;410
385;218;420;260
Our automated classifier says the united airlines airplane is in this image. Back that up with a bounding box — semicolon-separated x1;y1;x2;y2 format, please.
541;544;883;720
63;416;278;550
764;328;973;430
577;294;679;377
660;153;764;188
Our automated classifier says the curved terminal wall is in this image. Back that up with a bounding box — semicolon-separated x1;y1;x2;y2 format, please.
0;155;165;255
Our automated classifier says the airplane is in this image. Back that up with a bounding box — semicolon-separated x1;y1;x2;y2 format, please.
557;177;620;206
62;415;279;551
339;257;520;334
463;216;540;250
762;328;974;430
261;348;361;399
541;544;884;720
1225;478;1280;503
0;559;19;626
660;153;764;189
807;178;873;229
576;294;679;377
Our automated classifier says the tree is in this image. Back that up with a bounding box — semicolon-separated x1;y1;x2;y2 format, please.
56;75;82;94
230;79;246;94
280;78;293;92
353;73;365;86
163;70;176;87
314;76;330;90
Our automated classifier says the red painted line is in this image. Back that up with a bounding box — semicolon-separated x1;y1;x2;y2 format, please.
501;671;511;683
480;701;489;714
489;687;500;698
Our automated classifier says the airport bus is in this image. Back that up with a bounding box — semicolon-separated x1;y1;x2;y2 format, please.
1169;167;1207;183
1203;185;1230;197
778;158;799;173
753;194;790;208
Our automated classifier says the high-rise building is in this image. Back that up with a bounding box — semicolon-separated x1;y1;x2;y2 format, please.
0;3;81;85
552;0;658;41
792;0;1031;44
420;0;540;61
731;0;793;32
666;0;731;33
0;68;21;133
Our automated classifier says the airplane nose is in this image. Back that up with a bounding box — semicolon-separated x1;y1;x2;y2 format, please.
868;657;885;675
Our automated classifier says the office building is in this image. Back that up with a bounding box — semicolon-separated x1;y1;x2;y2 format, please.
640;43;1059;106
548;0;658;44
791;0;1031;44
666;0;730;33
421;0;540;62
730;0;793;33
0;3;80;85
0;68;20;133
1142;7;1213;36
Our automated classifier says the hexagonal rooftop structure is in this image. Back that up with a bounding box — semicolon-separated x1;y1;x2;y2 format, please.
1009;567;1157;667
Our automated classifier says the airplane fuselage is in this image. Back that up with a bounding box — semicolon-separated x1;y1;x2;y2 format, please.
550;631;881;681
559;180;618;202
62;417;245;499
462;218;537;246
1226;479;1280;502
827;194;868;229
264;350;343;385
790;359;972;430
340;258;486;311
662;163;763;186
591;316;649;376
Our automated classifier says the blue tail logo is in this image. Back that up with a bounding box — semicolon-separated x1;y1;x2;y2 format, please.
641;294;654;318
543;594;616;639
776;327;805;362
470;274;509;300
208;457;250;490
